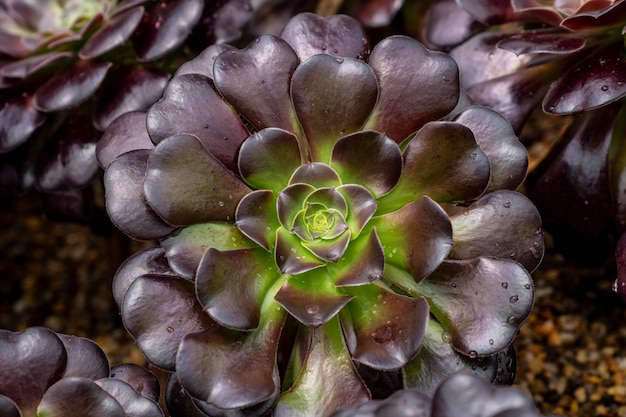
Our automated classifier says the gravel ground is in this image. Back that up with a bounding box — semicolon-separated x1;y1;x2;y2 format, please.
2;191;626;416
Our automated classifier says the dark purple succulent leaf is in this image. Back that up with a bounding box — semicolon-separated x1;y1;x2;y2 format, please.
123;275;214;371
450;32;533;89
56;334;110;380
423;0;485;49
114;0;151;15
33;60;111;112
0;29;39;58
454;106;527;191
379;122;490;212
104;149;176;240
175;44;235;78
0;327;67;417
418;257;533;357
305;187;348;215
37;377;125;417
165;374;215;417
131;0;204;61
341;283;429;370
372;197;452;284
280;12;368;62
112;247;176;308
403;321;499;395
276;269;353;327
275;226;327;274
289;162;342;187
0;51;71;79
330;131;402;197
496;29;586;56
364;36;459;144
274;317;370;417
34;116;100;191
189;0;253;47
457;0;562;25
0;395;19;417
80;7;145;59
214;35;301;134
528;104;616;256
327;228;384;287
543;45;626;114
144;134;251;226
95;378;164;417
238;128;303;190
46;11;107;49
449;191;544;273
0;93;44;153
145;73;248;171
109;363;161;402
97;111;153;169
352;0;404;27
235;190;280;251
291;54;378;163
431;372;539;417
561;0;626;30
196;247;279;330
302;229;351;262
610;103;626;234
176;302;285;410
277;183;316;229
336;184;378;238
161;222;255;279
94;65;169;131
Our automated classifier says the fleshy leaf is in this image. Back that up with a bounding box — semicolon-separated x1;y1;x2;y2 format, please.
95;378;164;417
109;363;161;402
454;106;527;191
146;73;249;171
161;222;254;279
371;197;452;283
364;36;459;144
144;134;251;226
560;0;626;30
104;149;176;241
131;0;203;61
302;230;351;262
336;184;378;238
423;0;484;49
289;163;342;187
238;128;303;191
457;0;562;25
275;226;326;274
449;190;544;273
378;121;490;212
496;29;586;56
543;45;626;114
0;327;66;417
57;334;109;380
165;375;217;417
0;51;71;79
418;257;533;356
342;283;429;370
276;269;353;327
235;190;280;251
80;7;145;59
330;131;402;197
280;12;368;62
214;35;301;133
277;183;316;229
196;247;279;330
33;60;112;112
0;395;19;417
403;320;499;395
327;228;384;287
112;246;176;310
122;275;214;371
275;317;370;417
0;93;44;153
174;44;235;78
176;298;285;410
97;111;153;169
291;54;378;163
38;378;125;417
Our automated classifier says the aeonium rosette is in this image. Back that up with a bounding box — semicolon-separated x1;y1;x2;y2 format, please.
100;12;544;417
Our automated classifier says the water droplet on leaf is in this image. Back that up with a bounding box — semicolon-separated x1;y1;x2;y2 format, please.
166;326;174;333
509;295;519;303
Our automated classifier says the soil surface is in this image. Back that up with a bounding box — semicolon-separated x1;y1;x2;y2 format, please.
1;191;626;416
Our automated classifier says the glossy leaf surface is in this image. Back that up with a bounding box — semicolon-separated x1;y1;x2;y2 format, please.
80;7;145;59
97;111;153;169
57;334;109;380
0;94;44;153
109;363;161;402
95;378;164;417
38;378;125;417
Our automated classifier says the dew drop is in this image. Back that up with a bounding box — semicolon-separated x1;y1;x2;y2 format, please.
601;85;609;91
335;58;344;64
203;124;209;129
470;152;477;160
503;201;511;208
489;339;494;345
468;350;478;358
524;283;532;290
260;79;265;84
441;331;452;343
509;295;519;303
450;282;457;288
530;247;541;259
218;201;225;207
166;326;174;333
371;324;393;344
506;316;517;325
306;305;319;315
501;282;508;289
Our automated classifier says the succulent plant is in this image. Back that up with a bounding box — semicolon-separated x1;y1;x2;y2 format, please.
422;0;626;265
101;12;544;417
330;371;559;417
0;326;163;417
0;0;261;222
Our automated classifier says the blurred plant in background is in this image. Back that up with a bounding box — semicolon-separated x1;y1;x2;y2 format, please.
101;11;543;416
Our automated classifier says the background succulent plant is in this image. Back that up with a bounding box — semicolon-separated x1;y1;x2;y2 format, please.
421;0;626;268
0;326;163;417
101;11;543;417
